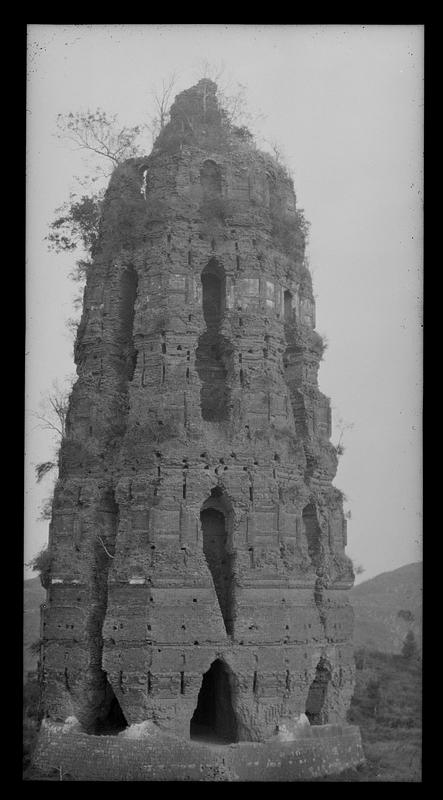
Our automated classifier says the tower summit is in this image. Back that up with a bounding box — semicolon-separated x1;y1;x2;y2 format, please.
34;80;363;779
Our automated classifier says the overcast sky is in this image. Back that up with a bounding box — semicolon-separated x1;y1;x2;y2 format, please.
25;24;423;582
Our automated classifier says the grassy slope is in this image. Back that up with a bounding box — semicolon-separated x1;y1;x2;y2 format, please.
349;563;422;654
312;648;422;782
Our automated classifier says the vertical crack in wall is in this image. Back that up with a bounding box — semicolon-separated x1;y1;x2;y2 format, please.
79;263;138;732
81;490;122;733
118;266;138;382
314;576;328;638
302;503;322;572
303;503;329;641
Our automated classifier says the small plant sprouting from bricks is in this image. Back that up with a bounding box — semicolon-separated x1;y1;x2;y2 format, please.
26;545;53;590
30;638;44;656
270;207;309;262
332;414;354;458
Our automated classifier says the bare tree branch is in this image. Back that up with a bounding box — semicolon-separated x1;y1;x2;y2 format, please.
35;461;57;483
32;379;73;449
146;72;177;143
56;110;144;171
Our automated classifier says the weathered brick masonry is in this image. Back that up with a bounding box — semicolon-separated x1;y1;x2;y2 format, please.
34;80;362;778
33;721;364;781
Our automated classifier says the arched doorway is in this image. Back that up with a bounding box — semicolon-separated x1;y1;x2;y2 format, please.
200;488;233;635
305;657;331;725
94;680;128;735
190;659;237;743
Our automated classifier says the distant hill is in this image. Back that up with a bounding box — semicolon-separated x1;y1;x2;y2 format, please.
350;562;422;654
23;562;423;675
23;576;45;676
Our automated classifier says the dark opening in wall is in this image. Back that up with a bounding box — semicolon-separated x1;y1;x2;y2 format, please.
201;259;225;325
94;678;128;735
190;659;237;743
284;290;293;322
302;503;322;571
200;160;222;196
200;505;233;635
305;657;331;725
118;266;138;382
196;259;232;422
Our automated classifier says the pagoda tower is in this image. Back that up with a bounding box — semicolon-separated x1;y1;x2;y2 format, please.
40;80;358;748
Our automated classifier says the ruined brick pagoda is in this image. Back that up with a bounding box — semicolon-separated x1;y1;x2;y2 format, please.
34;80;363;780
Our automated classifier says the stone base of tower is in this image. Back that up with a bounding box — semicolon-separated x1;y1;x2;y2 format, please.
31;720;364;781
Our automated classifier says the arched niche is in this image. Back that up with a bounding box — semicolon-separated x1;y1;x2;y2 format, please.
190;658;238;743
196;259;232;421
200;159;222;196
305;656;332;725
284;289;293;322
201;258;226;327
200;488;234;635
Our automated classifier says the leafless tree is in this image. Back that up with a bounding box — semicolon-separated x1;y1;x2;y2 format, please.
32;379;74;483
264;138;294;180
56;109;144;172
33;381;70;441
197;58;226;84
146;72;177;143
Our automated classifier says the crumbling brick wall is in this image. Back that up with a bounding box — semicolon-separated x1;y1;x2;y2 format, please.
40;79;356;743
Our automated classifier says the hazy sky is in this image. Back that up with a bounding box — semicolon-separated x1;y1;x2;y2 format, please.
25;24;423;582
